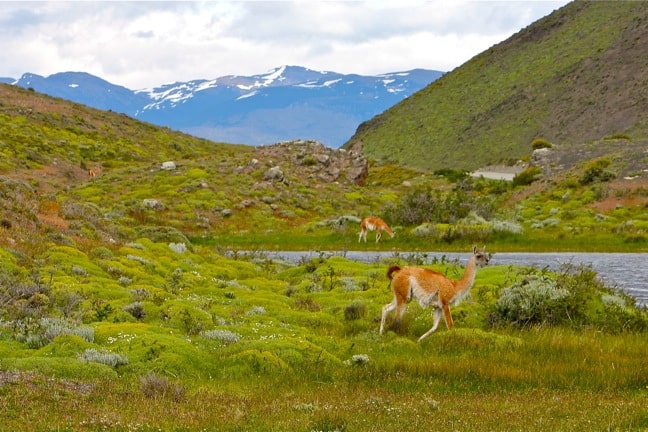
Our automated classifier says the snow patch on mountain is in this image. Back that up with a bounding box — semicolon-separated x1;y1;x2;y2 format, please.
237;91;258;100
9;65;444;147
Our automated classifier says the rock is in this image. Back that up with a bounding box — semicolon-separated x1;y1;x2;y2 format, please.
264;166;285;182
254;140;368;186
143;199;164;210
161;161;176;170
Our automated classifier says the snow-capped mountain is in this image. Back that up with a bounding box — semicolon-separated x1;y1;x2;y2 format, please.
9;66;443;148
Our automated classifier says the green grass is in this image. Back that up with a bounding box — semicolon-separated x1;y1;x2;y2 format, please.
1;329;647;431
1;240;647;431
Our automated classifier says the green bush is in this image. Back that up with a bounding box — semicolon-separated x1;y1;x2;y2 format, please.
344;302;366;321
385;187;487;225
493;264;648;332
580;158;615;185
202;329;241;344
123;302;146;320
12;318;94;349
513;166;543;186
495;275;570;327
531;138;552;150
78;348;129;367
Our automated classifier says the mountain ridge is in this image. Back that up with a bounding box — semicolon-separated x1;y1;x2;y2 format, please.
5;65;443;148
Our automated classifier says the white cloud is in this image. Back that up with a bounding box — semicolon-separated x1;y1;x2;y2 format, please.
0;0;570;89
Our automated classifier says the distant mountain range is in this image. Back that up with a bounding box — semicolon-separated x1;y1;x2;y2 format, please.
1;66;443;148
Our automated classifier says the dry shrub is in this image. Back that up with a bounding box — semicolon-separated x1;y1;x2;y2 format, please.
139;373;185;402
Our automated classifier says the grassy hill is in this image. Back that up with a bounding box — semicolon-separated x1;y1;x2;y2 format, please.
1;22;648;429
343;1;648;172
0;84;410;251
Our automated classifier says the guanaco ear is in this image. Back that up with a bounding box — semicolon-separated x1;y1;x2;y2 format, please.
472;245;477;254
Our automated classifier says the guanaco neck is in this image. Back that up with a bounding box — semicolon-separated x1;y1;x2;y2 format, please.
454;255;478;293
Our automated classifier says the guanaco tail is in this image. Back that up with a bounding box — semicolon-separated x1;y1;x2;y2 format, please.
380;246;490;342
358;216;395;243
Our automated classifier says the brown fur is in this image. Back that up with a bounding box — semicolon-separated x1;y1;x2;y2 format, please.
87;166;101;179
359;216;395;243
380;246;490;342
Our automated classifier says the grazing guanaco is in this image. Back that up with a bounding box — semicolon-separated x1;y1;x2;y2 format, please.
358;216;395;243
380;246;490;342
87;165;101;179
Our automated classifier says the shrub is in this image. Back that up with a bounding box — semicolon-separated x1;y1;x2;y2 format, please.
13;317;95;348
123;302;146;320
245;306;266;316
493;264;648;332
344;302;366;321
491;219;524;235
175;307;207;335
42;318;95;343
385;187;481;225
411;222;438;237
130;288;150;301
90;299;114;321
604;133;631;140
340;277;362;292
78;348;129;367
136;226;191;245
580;158;615;185
344;354;370;366
169;242;187;254
293;297;321;312
495;275;570;327
202;329;241;344
140;372;185;401
126;254;152;266
531;138;552;150
71;266;88;277
385;187;439;225
513;166;542;186
91;247;113;259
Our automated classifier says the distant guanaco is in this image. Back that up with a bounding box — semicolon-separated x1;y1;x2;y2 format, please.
358;216;395;243
87;165;101;179
380;246;490;342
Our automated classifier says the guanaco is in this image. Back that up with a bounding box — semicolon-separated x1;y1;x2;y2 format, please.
380;246;490;342
358;216;395;243
87;165;101;179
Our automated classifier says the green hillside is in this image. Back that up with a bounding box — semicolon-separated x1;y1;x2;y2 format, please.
344;1;648;171
1;68;648;430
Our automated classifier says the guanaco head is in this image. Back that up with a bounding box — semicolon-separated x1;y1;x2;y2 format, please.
472;246;490;267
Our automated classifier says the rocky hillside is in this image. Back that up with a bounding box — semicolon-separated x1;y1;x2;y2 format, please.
344;1;648;172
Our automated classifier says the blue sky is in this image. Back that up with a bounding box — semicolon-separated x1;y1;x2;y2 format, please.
0;1;570;89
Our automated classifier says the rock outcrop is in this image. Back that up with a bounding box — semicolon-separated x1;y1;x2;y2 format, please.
254;140;368;186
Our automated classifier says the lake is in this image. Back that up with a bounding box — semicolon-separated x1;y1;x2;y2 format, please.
264;251;648;306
